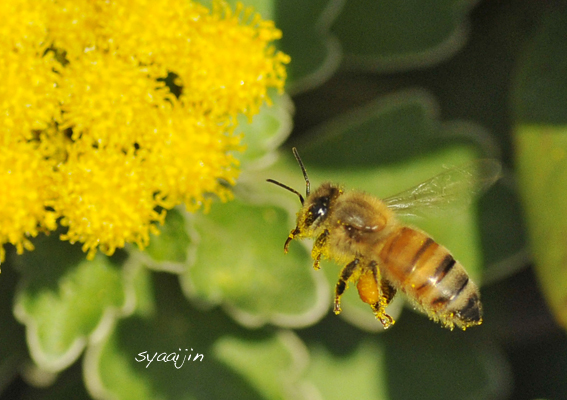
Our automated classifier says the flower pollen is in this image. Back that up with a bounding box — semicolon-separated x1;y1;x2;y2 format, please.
0;0;289;263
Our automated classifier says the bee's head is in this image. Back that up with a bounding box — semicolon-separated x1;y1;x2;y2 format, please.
267;148;342;252
297;183;341;231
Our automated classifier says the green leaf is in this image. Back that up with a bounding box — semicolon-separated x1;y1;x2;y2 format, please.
182;196;327;328
236;92;294;170
295;90;496;166
382;311;511;399
13;236;126;372
275;0;342;93
511;8;567;124
85;271;307;400
198;0;275;21
299;312;510;400
514;126;567;330
478;177;529;284
214;331;308;400
16;362;90;400
143;207;191;270
331;0;478;71
512;8;567;331
306;340;388;399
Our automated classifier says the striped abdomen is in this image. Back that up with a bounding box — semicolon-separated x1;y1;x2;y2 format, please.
377;226;482;330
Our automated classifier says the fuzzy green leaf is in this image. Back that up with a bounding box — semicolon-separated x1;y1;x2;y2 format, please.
274;0;342;93
382;311;511;399
13;236;126;372
515;126;567;330
236;92;295;170
295;90;496;166
332;0;478;71
85;271;307;400
300;312;510;400
512;9;567;125
306;340;388;399
512;8;567;331
15;363;90;400
182;196;327;328
198;0;275;21
478;178;528;284
144;208;190;267
214;331;309;400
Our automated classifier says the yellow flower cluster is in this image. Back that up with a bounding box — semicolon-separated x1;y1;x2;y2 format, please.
0;0;289;263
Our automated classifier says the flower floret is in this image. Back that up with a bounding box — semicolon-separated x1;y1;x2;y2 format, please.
0;0;289;262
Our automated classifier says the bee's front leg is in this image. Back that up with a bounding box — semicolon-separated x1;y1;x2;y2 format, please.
333;258;360;314
311;229;329;270
284;227;301;253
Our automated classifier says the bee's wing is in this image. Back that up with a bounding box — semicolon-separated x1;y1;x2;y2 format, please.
383;159;502;217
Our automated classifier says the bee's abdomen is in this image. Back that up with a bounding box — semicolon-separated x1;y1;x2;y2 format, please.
378;227;482;330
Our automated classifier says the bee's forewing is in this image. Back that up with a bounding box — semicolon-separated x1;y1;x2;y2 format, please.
383;159;502;218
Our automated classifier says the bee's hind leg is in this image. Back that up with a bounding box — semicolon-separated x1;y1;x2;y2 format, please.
357;261;396;329
333;258;360;315
372;278;397;329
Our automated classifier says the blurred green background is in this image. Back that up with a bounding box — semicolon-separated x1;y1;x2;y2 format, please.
2;0;567;399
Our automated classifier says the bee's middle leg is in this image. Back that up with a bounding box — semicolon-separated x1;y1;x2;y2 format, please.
333;258;360;315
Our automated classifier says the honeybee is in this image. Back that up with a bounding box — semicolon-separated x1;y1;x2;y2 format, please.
267;148;501;330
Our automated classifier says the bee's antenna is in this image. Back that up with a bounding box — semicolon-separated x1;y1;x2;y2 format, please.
291;147;310;197
266;148;311;205
266;179;304;205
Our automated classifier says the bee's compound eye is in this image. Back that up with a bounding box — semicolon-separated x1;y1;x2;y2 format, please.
306;196;329;226
314;197;329;217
